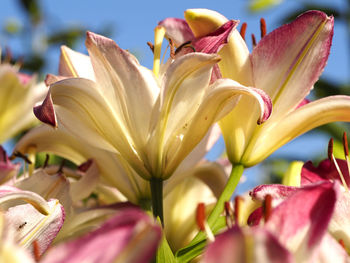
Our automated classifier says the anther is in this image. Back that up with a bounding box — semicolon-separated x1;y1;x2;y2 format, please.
196;203;205;231
175;41;195;55
147;42;154;53
328;138;334;161
251;34;257;48
4;46;12;63
328;138;349;191
224;201;234;228
339;239;346;250
240;23;247;41
343;132;349;157
263;194;272;222
33;240;41;261
343;132;350;190
196;203;215;242
260;18;267;38
234;196;243;226
169;38;175;59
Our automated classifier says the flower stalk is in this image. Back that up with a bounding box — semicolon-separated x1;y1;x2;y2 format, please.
150;177;164;226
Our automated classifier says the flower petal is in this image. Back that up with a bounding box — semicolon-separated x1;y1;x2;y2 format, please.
6;199;65;256
158;18;195;47
202;226;293;263
59;45;95;80
41;208;161;263
14;125;148;203
184;8;253;85
251;10;334;119
48;77;150;179
33;91;57;128
164;78;272;176
85;31;159;150
242;96;350;166
265;181;338;261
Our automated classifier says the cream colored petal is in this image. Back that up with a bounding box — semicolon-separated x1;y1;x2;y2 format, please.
49;77;150;179
242;96;350;166
59;45;95;80
164;78;270;177
184;8;253;85
161;53;220;146
14;125;147;203
85;32;159;150
147;53;220;176
164;176;217;251
0;67;46;143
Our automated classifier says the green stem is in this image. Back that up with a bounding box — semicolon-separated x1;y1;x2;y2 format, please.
150;177;164;226
185;163;244;246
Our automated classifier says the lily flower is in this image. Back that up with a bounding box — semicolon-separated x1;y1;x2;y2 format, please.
168;9;350;167
0;62;46;143
33;29;271;180
40;208;162;263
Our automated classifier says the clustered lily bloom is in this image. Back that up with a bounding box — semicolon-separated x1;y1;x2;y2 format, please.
0;6;350;263
33;29;271;181
162;9;350;167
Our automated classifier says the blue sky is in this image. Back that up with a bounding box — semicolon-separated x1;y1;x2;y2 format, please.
0;0;348;83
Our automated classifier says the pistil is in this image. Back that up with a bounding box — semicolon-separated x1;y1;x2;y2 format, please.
152;26;166;78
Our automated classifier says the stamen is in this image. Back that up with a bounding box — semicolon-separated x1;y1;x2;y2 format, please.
328;138;334;161
196;203;215;242
57;159;66;174
342;132;350;183
11;151;32;164
240;23;247;41
33;240;41;261
224;201;233;228
263;194;272;222
260;18;267;38
339;239;346;250
234;196;243;226
43;154;50;168
4;46;12;63
147;42;154;53
329;138;349;191
251;34;257;48
169;38;175;59
153;26;166;78
27;146;36;176
196;203;205;231
175;41;195;55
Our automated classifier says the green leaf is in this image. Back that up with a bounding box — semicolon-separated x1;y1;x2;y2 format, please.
175;216;226;263
156;235;175;263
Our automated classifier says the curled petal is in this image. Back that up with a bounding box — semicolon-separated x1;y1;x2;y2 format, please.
164;78;272;176
0;186;50;215
158;18;195;47
242;96;350;166
33;91;57;128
